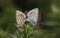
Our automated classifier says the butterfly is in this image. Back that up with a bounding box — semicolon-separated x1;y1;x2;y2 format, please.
16;8;38;27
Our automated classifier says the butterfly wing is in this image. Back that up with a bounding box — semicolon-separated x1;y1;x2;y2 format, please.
16;10;26;27
27;8;38;26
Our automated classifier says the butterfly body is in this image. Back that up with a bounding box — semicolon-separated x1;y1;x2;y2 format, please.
16;8;38;27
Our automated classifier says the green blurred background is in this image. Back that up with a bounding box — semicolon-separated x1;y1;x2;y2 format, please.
0;0;60;38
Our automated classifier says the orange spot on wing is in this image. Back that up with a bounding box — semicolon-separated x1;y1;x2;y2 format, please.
17;14;24;17
29;12;32;15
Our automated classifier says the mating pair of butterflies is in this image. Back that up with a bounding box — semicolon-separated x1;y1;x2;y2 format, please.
16;8;39;27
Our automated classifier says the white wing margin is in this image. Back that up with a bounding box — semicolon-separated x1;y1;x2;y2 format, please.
27;8;38;26
16;10;26;27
